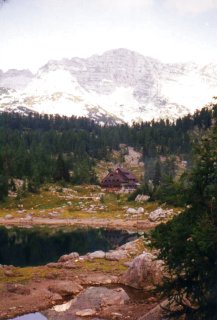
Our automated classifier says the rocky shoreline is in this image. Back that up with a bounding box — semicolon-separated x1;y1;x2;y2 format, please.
0;237;164;320
0;217;159;232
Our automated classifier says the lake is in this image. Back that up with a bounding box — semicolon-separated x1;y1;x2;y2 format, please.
0;226;138;267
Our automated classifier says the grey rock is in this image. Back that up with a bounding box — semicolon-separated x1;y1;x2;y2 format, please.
87;250;106;260
44;286;129;319
137;207;145;214
135;195;150;202
1;49;216;124
126;207;144;215
100;288;129;306
58;252;79;262
119;238;140;251
120;252;163;289
105;250;128;261
149;208;173;222
126;208;138;214
75;286;129;309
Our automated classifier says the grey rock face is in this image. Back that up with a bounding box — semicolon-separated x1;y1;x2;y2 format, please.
1;49;217;123
0;69;33;90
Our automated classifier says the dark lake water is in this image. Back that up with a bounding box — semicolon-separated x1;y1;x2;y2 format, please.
0;226;138;267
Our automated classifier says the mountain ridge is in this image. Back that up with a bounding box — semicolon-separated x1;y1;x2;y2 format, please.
0;48;216;124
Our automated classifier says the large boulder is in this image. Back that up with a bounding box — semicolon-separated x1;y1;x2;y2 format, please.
120;252;163;289
44;286;129;319
100;287;129;306
74;286;129;309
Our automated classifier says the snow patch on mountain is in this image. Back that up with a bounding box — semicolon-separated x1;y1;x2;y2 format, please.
86;86;141;123
0;49;217;124
161;69;217;112
25;70;84;96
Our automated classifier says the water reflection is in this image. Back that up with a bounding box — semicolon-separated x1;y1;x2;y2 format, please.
10;313;47;320
0;226;137;267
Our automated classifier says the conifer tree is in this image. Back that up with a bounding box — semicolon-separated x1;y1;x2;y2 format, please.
151;125;217;320
0;174;8;200
153;159;162;186
53;154;70;182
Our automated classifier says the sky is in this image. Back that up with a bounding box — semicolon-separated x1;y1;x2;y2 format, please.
0;0;217;72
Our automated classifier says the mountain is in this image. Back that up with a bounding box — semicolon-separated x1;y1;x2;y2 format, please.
0;48;217;124
0;69;33;90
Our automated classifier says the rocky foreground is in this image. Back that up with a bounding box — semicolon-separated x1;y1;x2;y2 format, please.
0;238;165;320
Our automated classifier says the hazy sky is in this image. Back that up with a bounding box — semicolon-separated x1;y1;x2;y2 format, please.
1;0;217;71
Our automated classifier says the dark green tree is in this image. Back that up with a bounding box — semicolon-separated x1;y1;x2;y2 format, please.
151;125;217;319
53;154;70;182
153;159;162;187
0;174;8;200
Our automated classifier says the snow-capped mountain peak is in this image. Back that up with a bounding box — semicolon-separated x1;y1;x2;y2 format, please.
0;48;216;124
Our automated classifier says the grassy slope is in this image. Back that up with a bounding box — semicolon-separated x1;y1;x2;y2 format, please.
0;184;164;220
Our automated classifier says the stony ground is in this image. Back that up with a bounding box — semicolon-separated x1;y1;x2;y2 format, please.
0;238;162;320
0;184;179;228
0;183;180;320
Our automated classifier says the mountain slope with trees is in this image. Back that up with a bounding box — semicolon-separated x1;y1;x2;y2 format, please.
0;103;216;200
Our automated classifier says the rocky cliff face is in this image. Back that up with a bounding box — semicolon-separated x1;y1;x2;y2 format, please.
0;49;216;124
0;69;33;90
